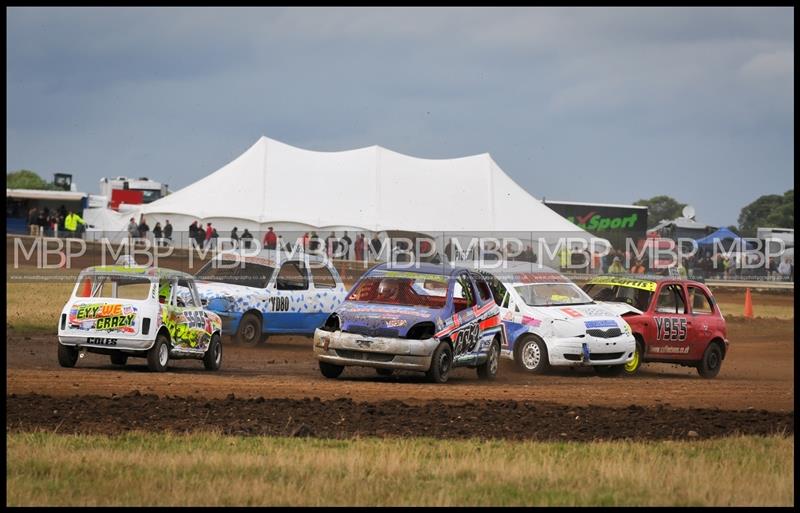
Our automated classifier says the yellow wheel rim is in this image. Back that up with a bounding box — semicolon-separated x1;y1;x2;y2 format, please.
625;347;640;373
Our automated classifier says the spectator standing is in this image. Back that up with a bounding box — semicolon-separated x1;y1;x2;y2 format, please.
241;229;253;249
630;259;646;274
63;210;86;238
153;222;163;245
127;217;139;243
263;227;277;250
204;223;214;249
138;217;150;242
325;232;337;257
778;258;792;281
341;231;352;259
309;232;320;252
189;221;198;245
27;207;40;236
163;220;173;246
194;221;205;248
370;233;382;261
231;227;239;247
354;233;365;262
302;232;310;250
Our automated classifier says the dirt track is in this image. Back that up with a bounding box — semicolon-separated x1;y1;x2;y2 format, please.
6;317;794;413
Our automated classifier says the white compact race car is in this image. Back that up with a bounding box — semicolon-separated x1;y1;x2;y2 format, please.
191;249;348;345
58;265;223;372
474;263;636;376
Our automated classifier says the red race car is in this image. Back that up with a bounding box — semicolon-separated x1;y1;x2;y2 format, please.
582;275;728;378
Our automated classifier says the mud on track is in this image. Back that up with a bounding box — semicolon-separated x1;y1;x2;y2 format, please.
6;393;793;442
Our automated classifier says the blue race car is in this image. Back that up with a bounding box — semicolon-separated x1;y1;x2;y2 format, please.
191;249;348;345
313;262;506;383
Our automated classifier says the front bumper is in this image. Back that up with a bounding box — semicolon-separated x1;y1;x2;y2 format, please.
503;333;636;367
313;328;439;371
213;311;242;335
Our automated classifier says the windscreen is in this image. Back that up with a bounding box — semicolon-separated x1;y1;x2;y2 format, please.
195;259;275;289
515;282;593;307
583;284;652;312
75;274;152;300
347;276;448;309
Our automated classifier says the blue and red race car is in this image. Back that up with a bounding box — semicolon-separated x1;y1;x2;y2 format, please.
313;262;506;383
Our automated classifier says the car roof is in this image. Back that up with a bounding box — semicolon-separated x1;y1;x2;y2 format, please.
213;248;328;263
80;265;195;281
467;261;570;285
588;274;707;286
370;261;467;278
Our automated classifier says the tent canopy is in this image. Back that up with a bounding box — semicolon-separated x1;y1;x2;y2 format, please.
695;227;756;249
138;136;594;238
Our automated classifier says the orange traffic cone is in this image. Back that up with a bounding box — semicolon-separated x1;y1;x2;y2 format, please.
743;288;754;319
79;278;92;297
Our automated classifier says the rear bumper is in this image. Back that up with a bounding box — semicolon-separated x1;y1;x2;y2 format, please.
313;328;439;371
58;335;153;351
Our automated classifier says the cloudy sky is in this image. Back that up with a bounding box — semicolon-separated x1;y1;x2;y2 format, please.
6;7;794;227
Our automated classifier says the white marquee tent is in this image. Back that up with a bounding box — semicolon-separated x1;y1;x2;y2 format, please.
86;136;604;259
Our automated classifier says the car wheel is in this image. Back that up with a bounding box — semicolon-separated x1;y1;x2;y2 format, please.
594;364;625;377
58;344;79;368
477;340;500;380
515;336;549;374
235;313;262;347
375;368;394;377
203;333;223;371
624;340;643;375
426;342;453;384
147;333;170;372
696;343;723;379
110;352;128;366
319;360;344;379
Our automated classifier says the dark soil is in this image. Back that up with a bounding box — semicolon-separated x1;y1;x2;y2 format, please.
6;393;793;442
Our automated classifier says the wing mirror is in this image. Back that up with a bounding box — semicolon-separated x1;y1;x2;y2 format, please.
201;298;208;307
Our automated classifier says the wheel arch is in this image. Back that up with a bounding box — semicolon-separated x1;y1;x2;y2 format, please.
513;332;548;361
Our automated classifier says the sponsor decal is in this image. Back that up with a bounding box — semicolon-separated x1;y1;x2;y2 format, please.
654;317;688;341
515;272;568;284
372;270;449;283
520;315;541;327
86;337;117;345
588;276;657;292
584;319;618;329
68;303;138;333
560;307;584;318
567;212;639;232
650;346;690;354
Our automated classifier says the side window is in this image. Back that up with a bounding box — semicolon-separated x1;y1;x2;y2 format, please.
472;274;493;303
656;285;686;314
452;273;476;313
688;286;714;315
276;261;309;291
177;279;198;307
310;264;336;289
482;272;509;307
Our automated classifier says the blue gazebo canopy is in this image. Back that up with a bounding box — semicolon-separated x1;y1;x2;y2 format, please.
696;227;755;248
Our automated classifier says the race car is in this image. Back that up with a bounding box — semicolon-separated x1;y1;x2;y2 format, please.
191;249;348;345
58;265;223;372
313;263;506;383
582;275;729;378
474;263;636;376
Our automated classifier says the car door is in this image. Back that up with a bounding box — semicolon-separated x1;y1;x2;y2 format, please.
166;278;212;350
686;284;718;360
449;272;480;363
307;260;344;330
265;259;311;332
647;282;691;359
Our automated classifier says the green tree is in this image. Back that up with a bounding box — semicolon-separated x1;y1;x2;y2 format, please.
634;195;687;228
7;170;57;190
738;190;794;237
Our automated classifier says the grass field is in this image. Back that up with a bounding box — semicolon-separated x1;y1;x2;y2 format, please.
5;279;794;333
6;432;793;506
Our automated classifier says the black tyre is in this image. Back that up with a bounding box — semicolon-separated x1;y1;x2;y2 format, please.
623;339;643;376
235;313;262;346
477;340;500;380
697;343;723;379
375;368;394;377
110;352;128;366
514;336;549;374
319;360;344;379
426;342;453;384
594;364;625;377
203;333;223;371
147;332;170;372
58;344;79;368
